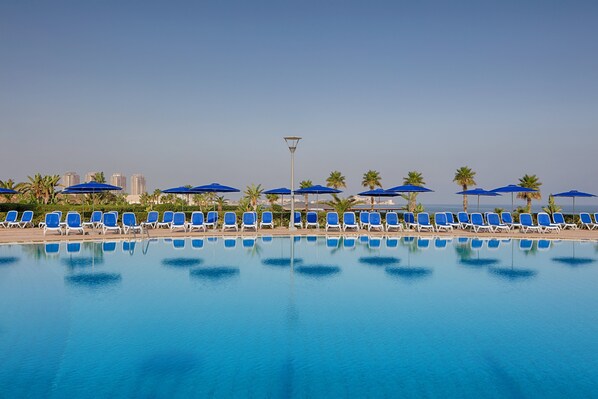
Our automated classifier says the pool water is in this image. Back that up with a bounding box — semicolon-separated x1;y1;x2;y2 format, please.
1;236;597;398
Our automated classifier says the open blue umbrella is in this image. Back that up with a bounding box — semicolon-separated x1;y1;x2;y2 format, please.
64;182;122;212
552;190;597;214
162;186;196;208
0;188;18;194
294;185;342;211
490;184;537;211
192;183;240;193
264;187;292;225
358;188;398;210
455;188;500;212
387;184;434;211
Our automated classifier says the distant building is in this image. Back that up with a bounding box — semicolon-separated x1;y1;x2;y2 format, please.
130;174;146;195
110;173;127;193
61;172;80;188
85;171;101;182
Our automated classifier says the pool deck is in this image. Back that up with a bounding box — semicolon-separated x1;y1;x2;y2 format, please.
1;226;597;243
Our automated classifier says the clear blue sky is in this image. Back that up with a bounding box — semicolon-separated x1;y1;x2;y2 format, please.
1;0;597;204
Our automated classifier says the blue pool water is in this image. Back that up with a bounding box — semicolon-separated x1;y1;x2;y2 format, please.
1;236;598;398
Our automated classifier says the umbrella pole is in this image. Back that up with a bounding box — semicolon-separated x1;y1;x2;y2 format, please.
511;193;514;212
477;196;480;212
281;194;284;227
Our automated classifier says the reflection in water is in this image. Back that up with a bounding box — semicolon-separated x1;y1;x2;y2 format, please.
138;351;199;376
368;238;382;249
191;239;204;249
190;266;240;280
123;241;136;254
434;239;448;249
61;257;100;268
242;238;256;248
551;257;596;267
45;243;60;255
0;256;19;266
489;267;537;281
386;238;398;248
488;239;500;250
344;237;356;249
460;258;499;267
173;239;185;249
65;272;122;287
358;256;400;267
224;238;237;249
326;237;340;248
295;265;341;278
161;258;203;268
66;242;81;254
262;258;304;267
385;267;432;280
103;242;117;253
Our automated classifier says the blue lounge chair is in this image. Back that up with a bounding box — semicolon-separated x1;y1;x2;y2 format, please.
305;211;319;229
537;212;560;233
343;212;359;231
519;239;533;251
579;213;597;230
83;210;103;229
241;212;257;231
10;210;34;228
470;213;492;233
222;212;238;231
385;212;403;232
403;212;417;230
369;237;382;249
538;239;551;251
519;213;541;233
189;212;206;232
487;239;500;250
142;211;159;229
205;211;219;229
471;238;484;250
344;236;357;248
325;212;341;231
487;212;509;233
359;212;369;229
102;212;122;235
552;212;576;230
123;212;144;234
434;212;453;232
368;212;383;232
434;238;448;249
501;212;520;229
170;212;187;232
293;211;303;229
192;238;204;249
386;237;399;247
66;212;85;235
260;211;274;229
445;212;460;228
417;237;430;249
416;212;434;232
43;212;63;235
224;237;237;249
157;211;174;229
457;212;472;230
0;210;18;228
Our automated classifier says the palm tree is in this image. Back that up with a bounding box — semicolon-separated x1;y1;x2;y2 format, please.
215;196;228;213
299;180;312;212
326;171;346;190
453;166;476;212
517;174;542;212
323;194;361;215
244;184;264;211
0;179;22;202
403;171;425;213
90;172;106;183
42;174;61;204
361;170;382;210
542;195;561;216
21;173;45;203
266;193;279;210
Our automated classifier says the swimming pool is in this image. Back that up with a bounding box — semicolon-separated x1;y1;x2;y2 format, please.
1;236;597;397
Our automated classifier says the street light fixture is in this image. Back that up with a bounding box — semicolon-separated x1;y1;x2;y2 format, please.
284;136;301;231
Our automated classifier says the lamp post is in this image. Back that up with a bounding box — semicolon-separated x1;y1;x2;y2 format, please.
284;136;301;231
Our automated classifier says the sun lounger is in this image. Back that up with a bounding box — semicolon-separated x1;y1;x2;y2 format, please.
43;212;63;235
0;210;18;228
501;212;521;229
157;211;174;229
385;212;403;232
343;212;359;231
487;212;510;232
259;211;274;229
189;212;206;232
445;212;460;228
470;213;492;233
325;212;341;231
416;212;434;232
83;210;103;229
170;212;187;232
359;212;369;229
102;212;122;235
368;212;384;232
222;212;238;231
241;212;258;231
552;212;577;230
519;213;542;233
10;210;34;228
457;212;472;230
293;211;302;229
123;212;144;234
579;213;597;230
537;212;560;233
66;212;85;235
305;211;319;229
205;211;218;229
434;212;453;232
141;211;159;229
403;212;417;229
